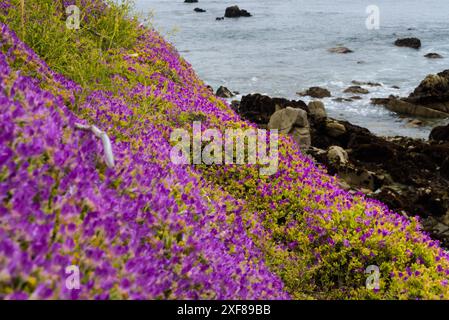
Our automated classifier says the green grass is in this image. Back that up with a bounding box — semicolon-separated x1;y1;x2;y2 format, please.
1;0;145;91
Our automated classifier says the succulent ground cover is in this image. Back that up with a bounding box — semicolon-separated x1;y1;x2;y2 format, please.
0;0;449;299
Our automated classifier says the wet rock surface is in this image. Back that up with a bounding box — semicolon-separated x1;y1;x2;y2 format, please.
216;86;234;98
225;6;252;18
425;53;443;59
328;46;353;54
394;37;422;49
370;69;449;118
297;86;331;98
344;86;369;95
239;93;307;125
236;93;449;247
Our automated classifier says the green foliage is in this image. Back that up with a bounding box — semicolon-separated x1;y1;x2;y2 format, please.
1;0;143;91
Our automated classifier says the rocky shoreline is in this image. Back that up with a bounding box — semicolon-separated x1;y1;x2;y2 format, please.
221;70;449;247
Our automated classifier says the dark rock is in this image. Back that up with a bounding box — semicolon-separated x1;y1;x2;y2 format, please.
441;158;449;178
239;93;307;125
216;17;224;21
430;124;449;141
194;8;206;13
184;0;198;3
225;6;252;18
371;98;391;105
395;37;421;49
230;100;240;112
407;119;424;127
425;53;443;59
344;86;369;94
215;86;234;98
328;47;353;54
352;80;382;87
351;142;396;163
333;97;353;103
297;87;331;99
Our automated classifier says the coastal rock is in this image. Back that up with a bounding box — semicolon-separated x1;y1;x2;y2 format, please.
430;124;449;141
230;100;240;112
268;107;311;149
297;87;331;99
233;93;449;243
352;80;382;87
394;37;421;49
216;86;234;98
225;6;252;18
386;98;449;118
290;127;312;150
351;142;396;163
406;71;449;114
239;93;307;125
371;98;391;105
333;97;353;103
425;53;443;59
407;119;424;127
325;120;346;138
328;46;353;54
327;146;349;165
268;107;309;133
308;101;327;119
194;8;206;13
344;86;369;94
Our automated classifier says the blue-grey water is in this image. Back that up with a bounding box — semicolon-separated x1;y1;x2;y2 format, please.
135;0;449;138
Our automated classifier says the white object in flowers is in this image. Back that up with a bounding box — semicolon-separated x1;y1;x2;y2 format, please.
75;123;115;168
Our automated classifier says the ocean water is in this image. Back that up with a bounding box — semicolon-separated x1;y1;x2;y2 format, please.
135;0;449;138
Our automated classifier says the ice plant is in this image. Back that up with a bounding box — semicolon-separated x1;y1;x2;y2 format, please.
0;0;449;300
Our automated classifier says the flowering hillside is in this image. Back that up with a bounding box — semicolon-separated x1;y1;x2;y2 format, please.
1;0;449;300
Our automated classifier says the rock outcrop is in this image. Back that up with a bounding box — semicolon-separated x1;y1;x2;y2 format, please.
328;46;353;54
425;53;443;59
352;80;382;87
344;86;369;95
430;124;449;141
268;107;311;150
394;37;421;49
297;87;331;98
239;93;307;125
371;70;449;118
216;86;234;98
308;100;327;119
225;6;252;18
236;93;449;247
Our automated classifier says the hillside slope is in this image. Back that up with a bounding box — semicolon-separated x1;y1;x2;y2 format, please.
1;0;449;299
